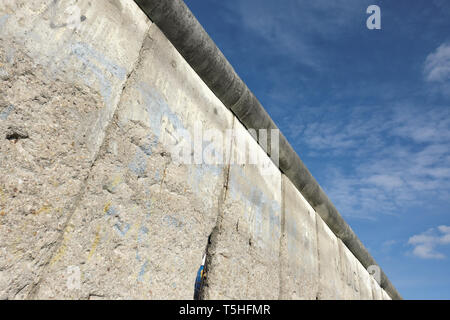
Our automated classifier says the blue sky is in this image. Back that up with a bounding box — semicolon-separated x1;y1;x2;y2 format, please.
184;0;450;299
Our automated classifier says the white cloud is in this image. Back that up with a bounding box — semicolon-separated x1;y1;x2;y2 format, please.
229;0;372;69
366;175;404;190
306;45;450;219
424;42;450;96
424;42;450;82
297;102;450;219
383;240;397;247
408;226;450;259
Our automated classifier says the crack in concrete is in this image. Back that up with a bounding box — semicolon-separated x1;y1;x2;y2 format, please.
25;22;153;300
197;117;235;300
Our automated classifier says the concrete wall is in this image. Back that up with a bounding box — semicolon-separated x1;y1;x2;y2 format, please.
0;0;390;299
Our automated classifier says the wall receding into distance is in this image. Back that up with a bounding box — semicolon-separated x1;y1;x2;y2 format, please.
0;0;394;299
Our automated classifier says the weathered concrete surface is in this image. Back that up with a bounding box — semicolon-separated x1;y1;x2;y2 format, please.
316;215;345;299
0;0;149;299
201;120;282;300
357;259;374;300
338;239;361;299
280;175;319;299
29;21;234;299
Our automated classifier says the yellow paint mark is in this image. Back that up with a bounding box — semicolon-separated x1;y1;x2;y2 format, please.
107;175;123;191
0;211;6;216
50;224;74;266
87;225;101;260
103;202;111;214
33;205;52;215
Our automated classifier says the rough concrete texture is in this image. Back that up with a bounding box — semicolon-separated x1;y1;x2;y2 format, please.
280;174;319;299
201;120;282;300
28;21;235;299
0;0;149;299
316;215;345;299
338;239;361;299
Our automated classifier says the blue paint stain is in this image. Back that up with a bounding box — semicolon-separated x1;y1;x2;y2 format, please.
137;82;189;143
227;165;281;243
105;205;118;217
0;14;9;29
187;164;223;194
114;222;130;237
133;83;226;193
163;215;183;229
154;169;160;182
128;147;147;177
0;104;14;120
104;204;130;236
138;226;149;243
139;135;158;156
71;42;126;107
128;83;191;176
145;198;152;220
136;249;141;262
136;226;150;262
137;260;149;282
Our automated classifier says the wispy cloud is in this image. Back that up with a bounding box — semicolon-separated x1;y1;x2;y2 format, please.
408;226;450;259
229;0;372;69
424;42;450;82
383;240;397;247
276;42;450;220
424;42;450;96
285;102;450;219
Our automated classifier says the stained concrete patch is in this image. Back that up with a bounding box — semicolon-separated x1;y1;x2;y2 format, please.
0;14;9;29
0;107;13;121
